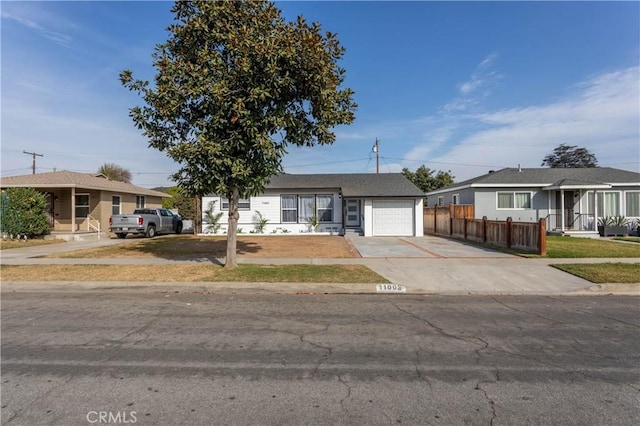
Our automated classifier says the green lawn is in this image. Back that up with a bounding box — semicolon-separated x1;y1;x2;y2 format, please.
552;263;640;283
545;236;640;258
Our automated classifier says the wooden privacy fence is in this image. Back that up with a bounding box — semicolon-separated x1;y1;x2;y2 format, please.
424;204;546;255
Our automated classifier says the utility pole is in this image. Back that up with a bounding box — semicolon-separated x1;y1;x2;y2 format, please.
372;138;380;174
23;151;43;174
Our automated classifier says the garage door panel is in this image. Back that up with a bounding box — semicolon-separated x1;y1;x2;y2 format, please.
372;200;414;236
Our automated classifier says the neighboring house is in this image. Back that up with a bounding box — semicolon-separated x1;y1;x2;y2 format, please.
202;173;425;237
1;171;170;234
425;167;640;236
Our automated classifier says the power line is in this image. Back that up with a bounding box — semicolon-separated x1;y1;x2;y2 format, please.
382;156;505;169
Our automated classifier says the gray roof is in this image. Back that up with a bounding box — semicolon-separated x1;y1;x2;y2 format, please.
428;167;640;194
264;173;424;197
0;170;170;198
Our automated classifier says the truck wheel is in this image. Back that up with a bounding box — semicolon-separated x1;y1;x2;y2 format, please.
116;233;127;239
146;225;156;238
175;223;183;234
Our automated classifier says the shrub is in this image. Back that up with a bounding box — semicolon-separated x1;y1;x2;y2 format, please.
0;187;49;237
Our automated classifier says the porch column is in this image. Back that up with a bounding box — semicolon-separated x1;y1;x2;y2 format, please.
594;191;598;230
71;187;76;233
560;189;565;232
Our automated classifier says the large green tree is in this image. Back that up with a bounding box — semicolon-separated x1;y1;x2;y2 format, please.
402;165;455;195
541;144;598;168
97;163;132;183
120;1;356;268
0;187;49;238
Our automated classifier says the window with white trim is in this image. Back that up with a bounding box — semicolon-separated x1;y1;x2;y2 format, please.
452;194;459;205
597;191;620;217
298;195;315;223
112;196;121;215
437;196;444;206
316;195;333;222
625;191;640;217
281;195;297;223
497;192;531;209
136;195;145;209
75;194;90;218
221;197;251;210
280;195;334;223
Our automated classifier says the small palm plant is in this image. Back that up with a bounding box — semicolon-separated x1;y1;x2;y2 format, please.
253;211;269;233
203;201;224;234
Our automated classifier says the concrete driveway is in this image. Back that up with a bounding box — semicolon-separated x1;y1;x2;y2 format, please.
348;235;516;258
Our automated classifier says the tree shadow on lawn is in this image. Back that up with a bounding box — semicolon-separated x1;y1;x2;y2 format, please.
121;235;261;263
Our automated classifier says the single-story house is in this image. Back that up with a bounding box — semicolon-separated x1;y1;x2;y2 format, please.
425;167;640;236
1;170;169;234
202;173;425;237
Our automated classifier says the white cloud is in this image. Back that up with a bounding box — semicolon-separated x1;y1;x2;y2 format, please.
1;9;73;48
425;66;640;180
444;53;501;113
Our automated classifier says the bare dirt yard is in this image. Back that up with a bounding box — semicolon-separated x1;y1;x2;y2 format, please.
48;235;360;259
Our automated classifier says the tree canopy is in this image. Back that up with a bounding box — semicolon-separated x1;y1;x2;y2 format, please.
541;144;598;168
0;187;49;238
120;0;356;267
98;163;132;183
402;165;455;195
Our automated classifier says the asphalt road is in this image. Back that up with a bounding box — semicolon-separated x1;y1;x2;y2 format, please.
1;290;638;426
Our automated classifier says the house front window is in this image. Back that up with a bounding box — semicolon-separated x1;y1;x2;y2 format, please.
298;195;315;223
626;191;640;217
221;197;251;210
75;194;90;218
497;192;531;209
280;195;334;223
281;195;297;223
112;196;121;215
316;195;333;222
597;192;620;217
136;195;145;209
452;194;459;205
437;196;444;206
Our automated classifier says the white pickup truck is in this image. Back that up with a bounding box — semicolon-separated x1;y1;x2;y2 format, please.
109;208;183;239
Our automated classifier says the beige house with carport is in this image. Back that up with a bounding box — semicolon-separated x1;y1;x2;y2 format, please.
1;170;169;235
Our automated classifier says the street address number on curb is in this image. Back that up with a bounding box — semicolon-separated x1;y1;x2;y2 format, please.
376;284;406;293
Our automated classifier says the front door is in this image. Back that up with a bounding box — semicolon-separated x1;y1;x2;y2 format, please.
44;192;55;228
564;191;575;229
345;199;360;227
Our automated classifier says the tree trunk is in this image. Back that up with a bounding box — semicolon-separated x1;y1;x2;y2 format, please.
225;187;239;269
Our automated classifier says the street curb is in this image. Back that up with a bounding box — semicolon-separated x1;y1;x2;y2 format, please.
2;281;638;296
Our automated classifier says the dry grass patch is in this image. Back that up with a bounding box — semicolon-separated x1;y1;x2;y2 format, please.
0;264;387;283
1;239;65;250
48;235;358;259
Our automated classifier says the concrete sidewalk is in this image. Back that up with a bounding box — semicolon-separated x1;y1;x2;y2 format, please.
1;237;638;296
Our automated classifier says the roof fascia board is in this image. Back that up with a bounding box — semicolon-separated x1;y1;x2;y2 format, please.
543;184;611;190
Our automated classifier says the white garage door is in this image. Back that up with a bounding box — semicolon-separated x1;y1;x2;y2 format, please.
372;200;414;236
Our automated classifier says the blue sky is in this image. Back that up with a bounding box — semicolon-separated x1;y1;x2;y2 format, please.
2;1;639;188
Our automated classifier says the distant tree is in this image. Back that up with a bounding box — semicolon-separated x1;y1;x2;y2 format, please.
120;0;356;268
98;163;132;183
402;165;455;194
541;144;598;168
161;186;196;220
0;187;49;238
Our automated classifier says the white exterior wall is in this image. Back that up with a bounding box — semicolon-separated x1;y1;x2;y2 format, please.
362;199;373;237
202;191;343;235
414;198;424;237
